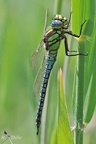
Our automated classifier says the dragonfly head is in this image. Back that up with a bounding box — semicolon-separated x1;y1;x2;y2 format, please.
51;14;69;29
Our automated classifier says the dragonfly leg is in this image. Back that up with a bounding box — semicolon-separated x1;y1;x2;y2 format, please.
64;36;88;56
65;20;86;38
36;127;39;135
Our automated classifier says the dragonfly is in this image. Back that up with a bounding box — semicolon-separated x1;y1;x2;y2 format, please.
30;11;87;135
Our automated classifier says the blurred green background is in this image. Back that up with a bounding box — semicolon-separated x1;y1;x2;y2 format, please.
0;0;96;144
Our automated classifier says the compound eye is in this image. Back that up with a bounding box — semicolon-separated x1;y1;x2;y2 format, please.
51;20;62;27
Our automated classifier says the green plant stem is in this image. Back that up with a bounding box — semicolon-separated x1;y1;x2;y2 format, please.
74;42;86;144
54;0;63;14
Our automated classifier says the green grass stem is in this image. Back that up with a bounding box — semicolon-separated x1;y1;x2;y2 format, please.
74;42;87;144
54;0;63;14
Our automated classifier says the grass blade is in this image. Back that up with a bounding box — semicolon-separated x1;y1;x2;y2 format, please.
57;68;74;144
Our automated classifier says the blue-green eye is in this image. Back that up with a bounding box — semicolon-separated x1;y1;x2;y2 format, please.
51;20;63;27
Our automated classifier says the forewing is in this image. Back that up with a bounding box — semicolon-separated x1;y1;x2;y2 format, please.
33;51;48;96
30;40;43;69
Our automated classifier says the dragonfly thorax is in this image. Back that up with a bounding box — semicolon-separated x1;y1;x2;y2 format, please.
51;14;69;29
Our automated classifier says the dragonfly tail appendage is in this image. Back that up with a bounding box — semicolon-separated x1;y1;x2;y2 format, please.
36;50;57;135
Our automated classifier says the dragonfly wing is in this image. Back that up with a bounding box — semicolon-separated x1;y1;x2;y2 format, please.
43;9;48;35
30;10;49;69
30;40;43;69
33;51;48;96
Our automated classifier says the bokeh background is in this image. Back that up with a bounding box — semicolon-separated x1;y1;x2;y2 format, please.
0;0;96;144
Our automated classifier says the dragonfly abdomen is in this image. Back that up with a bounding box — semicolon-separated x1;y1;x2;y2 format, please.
36;50;58;135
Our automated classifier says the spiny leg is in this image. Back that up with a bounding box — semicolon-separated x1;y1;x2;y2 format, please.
64;36;88;56
65;20;86;38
